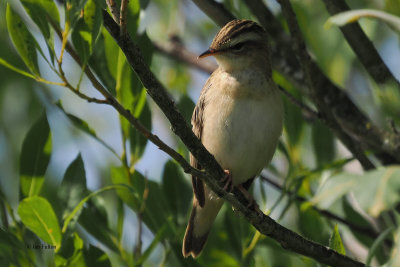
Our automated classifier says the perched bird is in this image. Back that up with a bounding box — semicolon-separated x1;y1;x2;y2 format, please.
182;19;283;258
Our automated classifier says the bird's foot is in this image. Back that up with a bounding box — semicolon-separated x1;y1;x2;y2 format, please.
236;184;261;213
222;170;234;192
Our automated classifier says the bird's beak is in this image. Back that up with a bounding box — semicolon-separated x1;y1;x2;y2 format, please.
198;48;220;59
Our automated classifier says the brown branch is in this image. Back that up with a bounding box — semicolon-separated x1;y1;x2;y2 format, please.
322;0;400;86
191;0;234;27
106;0;120;23
120;0;129;36
277;0;400;164
102;10;366;267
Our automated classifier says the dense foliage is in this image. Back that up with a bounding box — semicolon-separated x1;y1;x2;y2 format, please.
1;0;400;266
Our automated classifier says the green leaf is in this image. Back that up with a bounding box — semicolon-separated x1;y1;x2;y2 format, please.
177;95;195;125
298;204;327;243
71;0;102;63
6;3;40;76
311;120;335;166
311;166;400;217
111;167;142;210
20;111;52;197
161;160;191;224
385;0;400;17
325;9;400;33
111;167;175;237
365;227;395;266
78;198;119;252
129;92;152;163
329;224;345;255
17;196;61;248
58;154;87;215
83;245;111;267
62;184;133;233
135;220;170;266
65;0;87;29
0;57;36;79
83;0;102;43
281;84;304;160
88;33;116;95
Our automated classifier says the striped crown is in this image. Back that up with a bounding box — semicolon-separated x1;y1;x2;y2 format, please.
210;19;268;51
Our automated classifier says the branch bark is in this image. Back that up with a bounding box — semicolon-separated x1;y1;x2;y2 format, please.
322;0;400;86
102;10;367;267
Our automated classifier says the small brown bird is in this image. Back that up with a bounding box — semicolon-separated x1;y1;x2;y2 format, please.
182;19;283;258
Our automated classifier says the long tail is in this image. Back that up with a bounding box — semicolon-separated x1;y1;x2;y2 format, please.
182;187;224;258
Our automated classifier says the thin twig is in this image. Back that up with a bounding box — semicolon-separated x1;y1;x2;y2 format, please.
120;0;129;36
153;37;217;74
277;85;320;120
102;11;366;267
106;0;120;24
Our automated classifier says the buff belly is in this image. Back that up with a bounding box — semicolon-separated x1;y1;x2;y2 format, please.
201;86;283;185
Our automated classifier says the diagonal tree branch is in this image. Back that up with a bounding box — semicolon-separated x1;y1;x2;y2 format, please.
321;0;400;86
102;10;366;267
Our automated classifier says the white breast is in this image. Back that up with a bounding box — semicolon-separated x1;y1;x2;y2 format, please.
201;69;283;185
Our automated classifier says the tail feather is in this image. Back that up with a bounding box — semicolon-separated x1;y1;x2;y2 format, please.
182;203;209;258
182;188;224;258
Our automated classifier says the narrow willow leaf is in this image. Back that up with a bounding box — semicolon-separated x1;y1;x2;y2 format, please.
71;0;102;63
59;154;87;215
366;227;395;266
325;9;400;33
88;33;116;95
6;4;40;76
83;245;111;267
111;168;175;237
65;0;87;29
129;92;151;163
0;58;36;79
329;224;345;255
20;112;51;197
135;220;170;266
161;160;191;225
84;0;102;45
62;184;134;233
312;120;335;166
18;196;61;248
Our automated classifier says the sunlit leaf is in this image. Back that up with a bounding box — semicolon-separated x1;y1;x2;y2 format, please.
20;112;51;197
18;196;61;248
329;224;345;255
311;166;400;217
6;4;40;76
325;9;400;33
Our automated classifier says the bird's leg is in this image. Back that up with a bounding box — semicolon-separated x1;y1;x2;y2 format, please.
222;170;234;192
236;184;261;213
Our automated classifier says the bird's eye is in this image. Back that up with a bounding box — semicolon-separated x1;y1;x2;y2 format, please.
230;43;245;52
